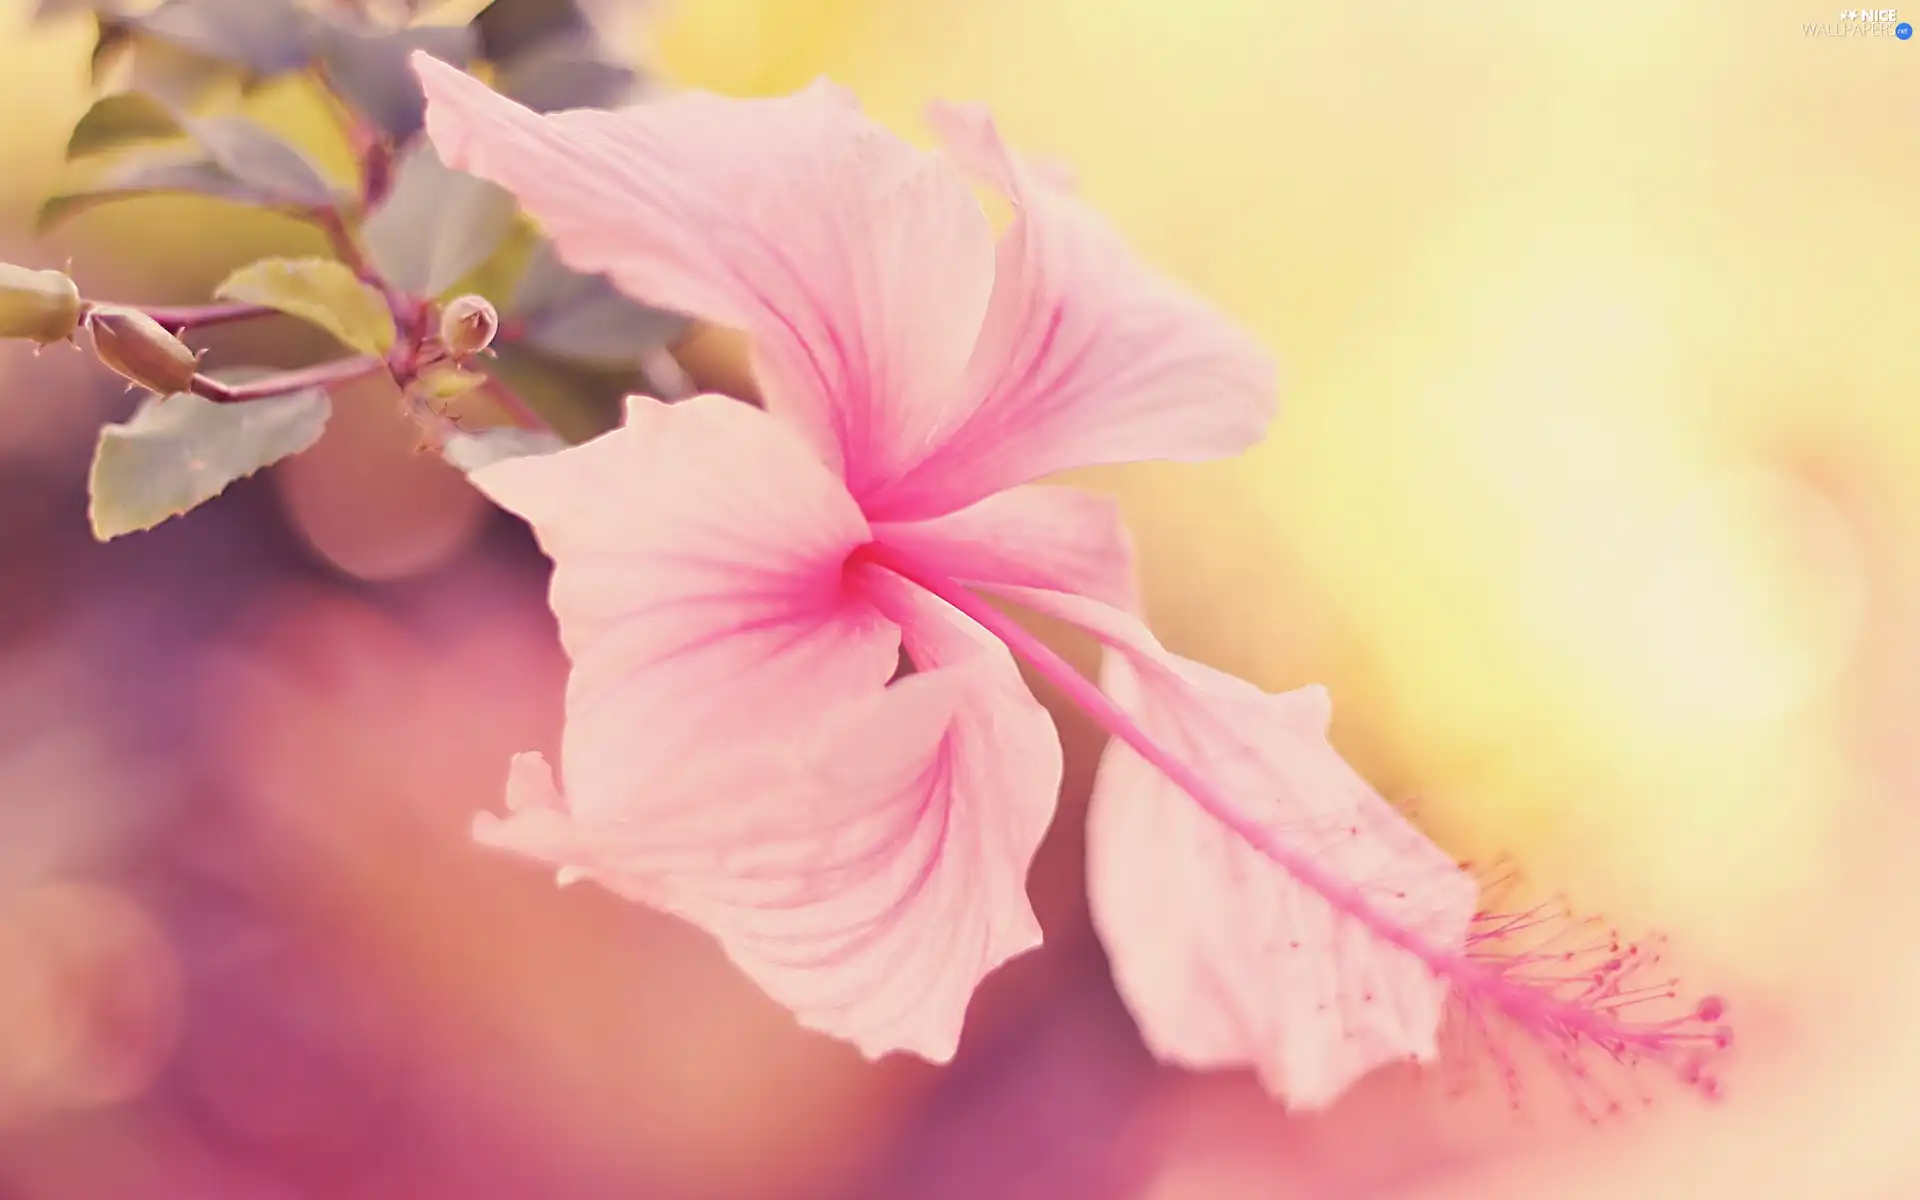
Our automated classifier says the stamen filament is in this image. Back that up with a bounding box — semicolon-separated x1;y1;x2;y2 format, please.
858;540;1725;1074
862;542;1449;954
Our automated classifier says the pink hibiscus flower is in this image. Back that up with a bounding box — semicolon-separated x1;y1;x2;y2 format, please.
412;55;1728;1110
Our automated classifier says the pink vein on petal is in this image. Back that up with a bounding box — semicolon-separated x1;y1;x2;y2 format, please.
862;102;1277;520
468;394;900;822
858;542;1730;1110
476;654;1055;1062
413;52;997;488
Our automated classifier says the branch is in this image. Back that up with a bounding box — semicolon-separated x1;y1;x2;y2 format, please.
139;301;278;333
477;377;549;431
312;205;377;283
190;355;387;403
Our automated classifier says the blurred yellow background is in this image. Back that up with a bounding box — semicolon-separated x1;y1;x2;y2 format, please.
1;0;1917;1196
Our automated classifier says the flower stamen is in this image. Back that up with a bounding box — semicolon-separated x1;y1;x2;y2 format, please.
859;539;1731;1114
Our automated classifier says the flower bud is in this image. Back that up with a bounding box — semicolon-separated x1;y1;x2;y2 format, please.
438;295;498;359
87;305;199;395
0;263;82;346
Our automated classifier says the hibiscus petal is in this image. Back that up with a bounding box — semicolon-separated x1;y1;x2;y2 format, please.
855;567;1063;962
862;103;1278;520
469;393;899;821
414;54;995;487
473;751;659;896
872;484;1141;615
983;586;1477;1109
474;653;1055;1062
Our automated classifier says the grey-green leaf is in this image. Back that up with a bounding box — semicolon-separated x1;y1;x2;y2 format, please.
511;242;687;365
63;94;332;207
38;152;259;232
474;0;596;62
363;144;517;298
482;343;635;444
88;388;330;540
121;0;317;77
214;257;396;357
319;20;478;141
65;92;186;159
182;116;337;207
441;426;568;473
35;0;109;18
496;38;639;112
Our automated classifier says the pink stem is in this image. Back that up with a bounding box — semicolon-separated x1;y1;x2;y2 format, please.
859;541;1681;1052
138;302;277;333
192;355;386;404
312;205;412;324
477;379;549;431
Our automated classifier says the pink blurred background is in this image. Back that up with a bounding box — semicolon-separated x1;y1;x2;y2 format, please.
2;0;1918;1196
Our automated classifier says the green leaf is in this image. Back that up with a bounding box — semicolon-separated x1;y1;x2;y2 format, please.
86;0;315;104
482;342;636;444
510;242;686;366
441;216;537;308
88;17;137;85
215;257;395;357
496;39;639;112
182;116;337;207
441;426;567;473
60;89;334;205
318;21;478;141
119;0;317;78
475;0;597;62
363;144;517;299
413;365;488;404
46;109;337;230
100;27;236;105
472;0;640;112
37;2;251;98
88;388;330;540
37;151;262;232
34;0;110;18
66;92;187;159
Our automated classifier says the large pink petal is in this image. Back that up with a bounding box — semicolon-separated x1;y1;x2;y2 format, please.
469;394;899;821
872;484;1141;615
856;567;1064;958
474;645;1057;1062
861;104;1279;520
415;54;995;487
988;587;1477;1109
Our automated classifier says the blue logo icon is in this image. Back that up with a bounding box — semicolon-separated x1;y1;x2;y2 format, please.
1899;20;1914;38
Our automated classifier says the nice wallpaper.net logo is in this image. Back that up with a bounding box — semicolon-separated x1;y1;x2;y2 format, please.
1805;8;1913;35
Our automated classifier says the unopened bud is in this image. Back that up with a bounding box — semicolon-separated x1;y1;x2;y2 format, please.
0;263;82;346
87;305;199;394
438;295;498;359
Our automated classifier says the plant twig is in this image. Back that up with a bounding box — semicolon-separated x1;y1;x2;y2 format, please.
190;355;386;403
138;301;278;333
478;377;550;431
311;205;378;283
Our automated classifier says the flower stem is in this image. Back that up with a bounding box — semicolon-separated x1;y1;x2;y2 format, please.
477;378;550;431
136;301;277;333
312;205;385;294
191;355;386;403
860;543;1437;950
